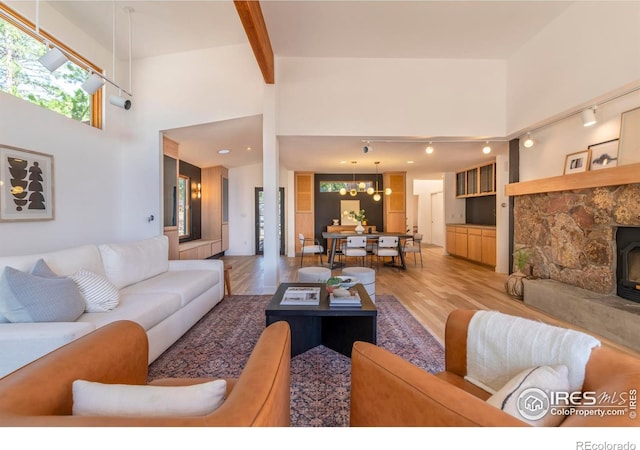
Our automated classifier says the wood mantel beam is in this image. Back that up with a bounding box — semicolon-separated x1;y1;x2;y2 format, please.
234;1;274;84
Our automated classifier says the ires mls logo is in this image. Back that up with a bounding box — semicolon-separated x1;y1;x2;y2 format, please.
517;388;637;419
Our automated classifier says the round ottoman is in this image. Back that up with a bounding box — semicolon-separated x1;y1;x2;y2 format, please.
297;267;331;283
342;267;376;303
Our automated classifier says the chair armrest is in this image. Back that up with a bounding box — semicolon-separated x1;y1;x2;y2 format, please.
0;321;291;427
0;321;148;419
444;309;476;376
350;341;527;426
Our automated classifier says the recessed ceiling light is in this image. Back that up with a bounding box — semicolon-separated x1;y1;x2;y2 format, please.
425;146;434;154
246;146;252;151
340;160;347;164
407;160;414;164
218;149;230;155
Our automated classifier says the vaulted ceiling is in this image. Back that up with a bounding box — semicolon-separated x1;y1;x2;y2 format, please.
46;1;573;176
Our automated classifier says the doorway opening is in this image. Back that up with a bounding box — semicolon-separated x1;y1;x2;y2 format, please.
255;187;285;255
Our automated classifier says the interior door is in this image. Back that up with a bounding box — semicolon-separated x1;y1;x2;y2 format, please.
431;191;445;246
255;187;285;255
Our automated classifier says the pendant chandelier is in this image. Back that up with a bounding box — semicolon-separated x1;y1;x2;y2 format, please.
370;161;392;202
340;161;360;196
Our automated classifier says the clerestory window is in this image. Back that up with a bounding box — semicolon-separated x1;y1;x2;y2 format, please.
0;4;102;128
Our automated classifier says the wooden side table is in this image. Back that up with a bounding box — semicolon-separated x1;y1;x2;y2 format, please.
224;265;232;296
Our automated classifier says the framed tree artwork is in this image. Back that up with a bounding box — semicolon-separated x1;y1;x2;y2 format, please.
588;139;619;170
0;145;54;222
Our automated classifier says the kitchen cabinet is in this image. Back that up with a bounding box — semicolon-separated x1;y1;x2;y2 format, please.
446;225;496;268
455;161;496;198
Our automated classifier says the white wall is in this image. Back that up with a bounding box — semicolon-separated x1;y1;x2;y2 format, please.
507;1;640;135
277;57;507;137
226;162;292;257
227;163;261;256
412;179;444;244
122;44;264;241
0;2;131;256
518;90;640;182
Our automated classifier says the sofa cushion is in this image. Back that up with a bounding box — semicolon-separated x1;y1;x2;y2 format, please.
76;292;181;331
0;260;85;323
98;236;169;289
122;270;216;307
72;379;226;417
487;365;569;427
70;270;120;312
0;245;104;277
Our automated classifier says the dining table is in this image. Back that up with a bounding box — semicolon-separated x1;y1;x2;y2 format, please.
321;231;414;270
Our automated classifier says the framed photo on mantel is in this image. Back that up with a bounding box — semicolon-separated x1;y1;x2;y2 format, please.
563;150;590;175
0;145;55;222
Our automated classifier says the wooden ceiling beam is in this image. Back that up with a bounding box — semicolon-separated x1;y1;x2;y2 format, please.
234;1;274;84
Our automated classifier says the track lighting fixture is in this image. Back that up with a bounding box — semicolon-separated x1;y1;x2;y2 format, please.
523;133;535;148
81;73;105;95
38;46;68;72
109;93;132;110
425;143;434;154
582;107;597;127
482;142;492;154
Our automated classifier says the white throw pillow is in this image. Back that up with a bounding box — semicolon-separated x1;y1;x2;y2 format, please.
72;379;227;417
486;365;569;426
98;236;169;289
70;270;120;312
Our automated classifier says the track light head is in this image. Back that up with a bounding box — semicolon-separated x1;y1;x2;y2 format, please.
362;145;372;154
38;47;68;72
81;73;105;95
523;133;535;148
109;95;132;110
582;107;597;127
482;142;492;154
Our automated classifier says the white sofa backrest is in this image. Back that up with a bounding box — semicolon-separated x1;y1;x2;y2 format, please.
98;235;169;289
0;245;104;276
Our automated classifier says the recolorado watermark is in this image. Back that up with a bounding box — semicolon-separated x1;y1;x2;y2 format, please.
576;443;636;450
516;387;637;421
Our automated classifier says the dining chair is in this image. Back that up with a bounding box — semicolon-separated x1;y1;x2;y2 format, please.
372;236;399;270
402;233;424;267
341;235;368;267
299;233;324;267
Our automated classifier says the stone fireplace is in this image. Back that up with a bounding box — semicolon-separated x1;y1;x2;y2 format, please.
507;170;640;352
514;183;640;295
617;227;640;302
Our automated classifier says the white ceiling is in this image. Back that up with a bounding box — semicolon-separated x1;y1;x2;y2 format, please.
47;0;573;176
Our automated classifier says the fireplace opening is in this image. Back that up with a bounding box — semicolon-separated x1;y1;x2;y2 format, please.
616;227;640;303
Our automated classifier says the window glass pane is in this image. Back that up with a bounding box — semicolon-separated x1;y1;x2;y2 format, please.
319;181;373;192
178;176;190;238
0;13;91;124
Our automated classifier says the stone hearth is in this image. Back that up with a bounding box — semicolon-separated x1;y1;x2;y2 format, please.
513;180;640;351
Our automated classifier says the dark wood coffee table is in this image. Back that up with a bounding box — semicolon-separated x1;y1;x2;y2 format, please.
265;282;377;357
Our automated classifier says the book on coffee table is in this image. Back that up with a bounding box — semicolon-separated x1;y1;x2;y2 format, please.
280;286;321;306
329;292;361;308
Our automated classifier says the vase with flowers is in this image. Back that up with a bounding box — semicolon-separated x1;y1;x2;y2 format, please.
349;209;366;234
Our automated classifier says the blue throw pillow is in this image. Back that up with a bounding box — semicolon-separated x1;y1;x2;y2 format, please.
0;259;85;323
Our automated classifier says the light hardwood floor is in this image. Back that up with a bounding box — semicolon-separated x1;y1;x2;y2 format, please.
220;246;640;357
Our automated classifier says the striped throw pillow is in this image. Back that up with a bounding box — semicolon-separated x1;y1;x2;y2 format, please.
71;270;120;312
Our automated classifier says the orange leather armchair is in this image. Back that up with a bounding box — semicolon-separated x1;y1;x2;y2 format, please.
350;309;640;427
0;320;291;426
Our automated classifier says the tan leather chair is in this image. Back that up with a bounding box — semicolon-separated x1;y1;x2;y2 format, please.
350;309;640;427
0;320;291;426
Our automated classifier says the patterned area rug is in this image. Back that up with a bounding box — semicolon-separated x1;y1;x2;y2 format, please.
148;294;445;427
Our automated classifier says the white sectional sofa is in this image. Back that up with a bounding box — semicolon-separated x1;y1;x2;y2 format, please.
0;235;224;378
